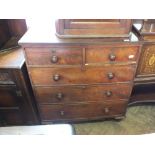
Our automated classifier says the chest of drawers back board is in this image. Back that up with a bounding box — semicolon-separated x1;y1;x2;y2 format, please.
19;20;141;124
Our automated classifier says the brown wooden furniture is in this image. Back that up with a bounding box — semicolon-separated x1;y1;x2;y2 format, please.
55;19;132;40
130;20;155;105
19;21;140;123
0;19;27;52
0;48;39;126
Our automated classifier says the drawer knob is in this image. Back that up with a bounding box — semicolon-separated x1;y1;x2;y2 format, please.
53;74;60;81
60;111;65;116
107;72;115;79
51;55;58;63
109;53;116;61
105;91;112;97
104;107;109;113
56;93;63;100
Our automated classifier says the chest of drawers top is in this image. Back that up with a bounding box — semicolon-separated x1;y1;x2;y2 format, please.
0;48;25;85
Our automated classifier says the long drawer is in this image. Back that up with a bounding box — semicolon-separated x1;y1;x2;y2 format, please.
34;83;132;104
29;65;136;85
39;101;127;121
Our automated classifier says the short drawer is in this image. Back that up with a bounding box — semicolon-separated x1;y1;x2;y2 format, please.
25;47;83;65
86;46;139;64
29;65;136;85
39;101;127;121
35;83;132;104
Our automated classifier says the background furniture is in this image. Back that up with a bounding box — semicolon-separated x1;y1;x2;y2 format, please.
0;19;39;126
0;47;39;126
130;20;155;105
0;19;27;52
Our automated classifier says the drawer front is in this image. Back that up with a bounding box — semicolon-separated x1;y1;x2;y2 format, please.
39;101;127;121
25;47;83;65
35;83;132;104
86;46;139;64
29;65;136;85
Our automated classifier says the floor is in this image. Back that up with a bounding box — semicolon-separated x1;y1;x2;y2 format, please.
73;105;155;135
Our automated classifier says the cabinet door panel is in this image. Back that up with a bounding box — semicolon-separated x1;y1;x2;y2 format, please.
0;109;24;125
0;85;20;107
137;45;155;76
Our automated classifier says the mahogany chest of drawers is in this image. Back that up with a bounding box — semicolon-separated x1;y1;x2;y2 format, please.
19;26;140;123
0;48;39;125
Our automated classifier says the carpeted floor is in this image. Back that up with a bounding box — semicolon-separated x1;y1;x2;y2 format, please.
73;105;155;135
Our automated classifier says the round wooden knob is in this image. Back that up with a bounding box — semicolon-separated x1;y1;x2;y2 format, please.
51;55;58;63
60;111;65;116
105;91;112;97
109;53;116;61
53;74;60;81
56;93;63;100
107;73;115;79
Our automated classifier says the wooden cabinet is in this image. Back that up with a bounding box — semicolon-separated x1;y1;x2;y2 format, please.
133;21;155;81
0;48;39;126
130;20;155;105
136;44;155;77
55;19;132;40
